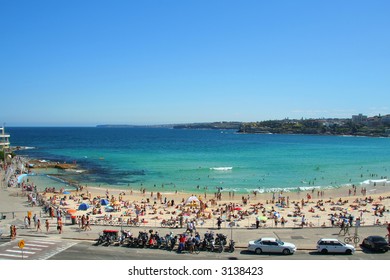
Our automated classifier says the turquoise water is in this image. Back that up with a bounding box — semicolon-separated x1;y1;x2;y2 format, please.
9;127;390;193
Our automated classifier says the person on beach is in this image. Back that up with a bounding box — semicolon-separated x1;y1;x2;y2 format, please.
179;215;183;228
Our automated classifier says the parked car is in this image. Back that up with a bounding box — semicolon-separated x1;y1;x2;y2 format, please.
361;236;389;252
247;237;296;255
316;238;355;254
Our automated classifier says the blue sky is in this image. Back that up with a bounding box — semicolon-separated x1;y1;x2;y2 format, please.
1;0;389;126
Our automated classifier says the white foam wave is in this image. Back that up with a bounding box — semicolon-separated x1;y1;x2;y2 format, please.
65;169;85;173
210;167;233;171
360;179;389;185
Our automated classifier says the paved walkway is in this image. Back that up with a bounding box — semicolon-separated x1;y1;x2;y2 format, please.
2;209;387;251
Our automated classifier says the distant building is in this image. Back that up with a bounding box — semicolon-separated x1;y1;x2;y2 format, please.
381;115;390;125
0;124;11;163
352;114;367;124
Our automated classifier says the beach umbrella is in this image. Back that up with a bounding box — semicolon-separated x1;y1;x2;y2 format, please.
78;203;90;211
184;196;200;205
101;199;109;206
63;191;70;194
234;207;243;211
67;209;77;214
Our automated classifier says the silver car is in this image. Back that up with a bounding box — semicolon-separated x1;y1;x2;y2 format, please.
247;237;297;255
316;238;355;254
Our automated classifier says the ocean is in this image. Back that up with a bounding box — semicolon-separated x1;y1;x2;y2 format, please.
7;127;390;194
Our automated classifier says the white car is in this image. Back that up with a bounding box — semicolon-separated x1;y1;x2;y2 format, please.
316;238;355;254
247;237;297;255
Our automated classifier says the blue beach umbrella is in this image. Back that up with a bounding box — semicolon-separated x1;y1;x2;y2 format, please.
101;199;109;205
78;203;90;211
63;191;70;194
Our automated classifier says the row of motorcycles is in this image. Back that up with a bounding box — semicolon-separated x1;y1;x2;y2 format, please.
95;229;235;253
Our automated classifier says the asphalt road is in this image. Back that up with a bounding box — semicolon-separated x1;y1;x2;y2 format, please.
48;240;390;260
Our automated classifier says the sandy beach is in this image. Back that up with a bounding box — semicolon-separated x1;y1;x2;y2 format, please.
2;156;389;235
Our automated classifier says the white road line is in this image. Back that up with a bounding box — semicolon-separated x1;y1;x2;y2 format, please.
39;242;78;260
30;240;58;244
6;249;36;254
23;243;48;248
0;253;29;258
13;246;42;251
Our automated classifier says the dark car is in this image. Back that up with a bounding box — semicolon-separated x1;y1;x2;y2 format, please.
362;236;389;252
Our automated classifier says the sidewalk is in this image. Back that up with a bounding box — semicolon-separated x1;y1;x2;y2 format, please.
9;215;388;250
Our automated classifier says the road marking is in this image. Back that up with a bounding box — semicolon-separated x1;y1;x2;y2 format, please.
30;240;59;244
0;253;29;259
13;246;42;250
22;243;48;247
0;238;78;260
6;249;36;254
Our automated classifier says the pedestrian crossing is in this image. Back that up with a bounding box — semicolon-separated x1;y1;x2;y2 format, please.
0;237;77;260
